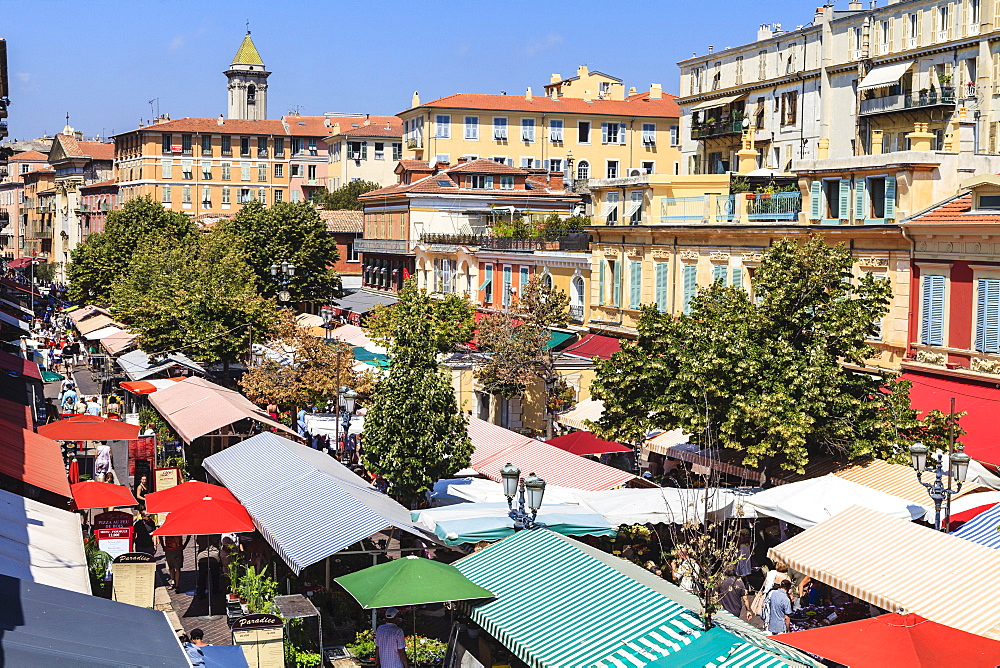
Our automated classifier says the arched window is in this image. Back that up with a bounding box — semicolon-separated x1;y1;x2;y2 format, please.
542;272;553;289
247;85;256;105
572;276;585;305
577;160;589;181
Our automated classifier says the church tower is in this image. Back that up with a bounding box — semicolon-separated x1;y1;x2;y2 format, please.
225;31;269;120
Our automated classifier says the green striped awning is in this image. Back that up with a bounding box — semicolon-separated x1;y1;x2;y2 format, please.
352;346;390;369
543;330;574;350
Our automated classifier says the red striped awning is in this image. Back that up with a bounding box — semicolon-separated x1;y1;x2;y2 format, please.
559;333;622;360
120;378;184;395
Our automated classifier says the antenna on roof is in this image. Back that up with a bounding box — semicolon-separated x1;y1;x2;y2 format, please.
287;105;303;115
147;97;160;119
246;19;251;34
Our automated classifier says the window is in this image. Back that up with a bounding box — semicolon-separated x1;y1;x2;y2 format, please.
577;160;589;180
161;159;173;179
241;163;251;181
346;236;358;262
468;175;494;189
626;260;642;309
521;118;536;142
682;263;698;314
822;179;847;219
257;137;268;158
493;118;508;141
392;142;402;160
549;158;563;174
642;123;656;145
521;157;541;169
240;136;251;157
307;165;317;182
736;56;744;84
502;266;513;307
308;139;317;156
483;264;494;305
291;189;300;203
201;136;212;156
247;84;256;105
202;161;212;180
500;175;514;190
202;186;211;204
970;0;981;31
274;163;283;178
758;50;768;79
599;81;611;97
182;134;192;155
374;142;385;160
878;21;891;54
669;125;679;146
578;121;591;143
939;5;950;38
606;160;619;179
347;141;367;160
691;67;702;95
161;185;171;203
464;116;479;140
549;119;564;142
258;164;267;182
258;187;266;201
181;160;193;180
712;263;728;284
976;278;1000;352
221;136;232;156
602;122;626;145
239;188;252;204
641;161;655;174
785;44;797;73
435;115;451;138
864;176;896;220
292;138;304;154
162;134;172;153
274;138;285;157
221;162;231;180
908;13;918;46
519;266;529;290
780;91;798;125
921;273;946;345
274;189;283;203
604;191;619;225
655;262;669;312
628;190;643;224
182;185;192;204
222;187;231;204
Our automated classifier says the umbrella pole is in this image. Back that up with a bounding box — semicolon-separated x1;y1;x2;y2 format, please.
200;534;222;621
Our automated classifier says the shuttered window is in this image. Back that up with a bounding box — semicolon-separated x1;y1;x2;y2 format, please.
655;262;668;312
884;175;897;218
975;278;1000;353
732;265;744;289
629;260;642;309
612;260;621;307
599;259;606;306
920;274;946;346
838;179;850;219
809;181;822;220
519;266;529;290
712;264;728;284
683;264;698;314
854;178;866;221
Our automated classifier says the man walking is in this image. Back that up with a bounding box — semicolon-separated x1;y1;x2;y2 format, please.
163;534;190;590
765;580;793;634
375;607;409;668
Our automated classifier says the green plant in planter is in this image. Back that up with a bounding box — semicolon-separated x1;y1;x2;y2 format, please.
347;629;377;660
405;635;447;664
85;537;112;595
239;564;278;614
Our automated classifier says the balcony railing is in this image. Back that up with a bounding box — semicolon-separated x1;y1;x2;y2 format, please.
77;203;91;212
569;304;584;323
418;232;591;251
658;193;802;224
406;137;423;149
860;89;956;115
691;119;743;140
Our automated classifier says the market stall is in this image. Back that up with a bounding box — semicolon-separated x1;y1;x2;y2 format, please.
412;501;616;544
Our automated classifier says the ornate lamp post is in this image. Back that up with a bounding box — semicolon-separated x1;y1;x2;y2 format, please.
909;441;970;531
339;387;358;452
269;260;295;303
500;464;547;530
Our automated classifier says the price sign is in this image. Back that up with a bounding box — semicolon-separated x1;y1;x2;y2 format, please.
154;466;181;492
233;614;285;668
112;552;156;608
95;526;134;561
94;510;133;530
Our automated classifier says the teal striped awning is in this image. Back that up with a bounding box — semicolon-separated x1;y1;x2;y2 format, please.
543;330;574;350
646;627;783;667
453;530;790;668
352;346;390;369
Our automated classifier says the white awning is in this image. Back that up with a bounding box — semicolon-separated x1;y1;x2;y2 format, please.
690;94;745;111
599;200;618;217
858;61;913;91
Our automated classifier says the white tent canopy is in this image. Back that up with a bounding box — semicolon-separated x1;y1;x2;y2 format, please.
746;473;926;529
858;61;913;91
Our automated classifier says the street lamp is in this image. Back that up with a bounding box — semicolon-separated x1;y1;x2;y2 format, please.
340;386;358;450
270;260;296;303
500;464;547;530
909;441;970;531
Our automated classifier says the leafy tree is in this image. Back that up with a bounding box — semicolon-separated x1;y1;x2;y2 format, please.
590;236;914;474
541;213;589;238
363;279;475;357
67;196;195;303
215;200;341;303
474;275;569;436
908;404;967;454
110;231;282;365
315;180;381;210
32;262;57;284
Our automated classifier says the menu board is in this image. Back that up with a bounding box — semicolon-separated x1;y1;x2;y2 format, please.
129;435;156;477
112;552;156;608
233;614;285;668
96;527;134;561
94;510;134;530
154;466;181;493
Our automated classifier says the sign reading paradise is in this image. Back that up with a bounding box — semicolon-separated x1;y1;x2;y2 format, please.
112;552;156;608
233;614;284;668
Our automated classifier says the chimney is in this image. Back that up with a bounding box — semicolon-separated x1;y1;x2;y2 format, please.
434;160;449;173
324;117;331;127
332;122;341;135
548;170;564;190
848;0;862;8
457;156;469;164
550;73;561;83
758;23;774;40
708;45;714;54
577;65;589;78
628;86;637;96
217;115;225;126
649;84;663;100
526;87;533;101
411;91;420;108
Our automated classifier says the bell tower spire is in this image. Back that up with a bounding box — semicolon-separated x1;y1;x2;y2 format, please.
225;31;269;120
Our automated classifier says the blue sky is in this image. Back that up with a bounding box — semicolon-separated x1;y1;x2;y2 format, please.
4;0;819;141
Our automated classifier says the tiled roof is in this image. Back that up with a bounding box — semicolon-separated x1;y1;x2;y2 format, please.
232;33;264;66
124;118;288;136
78;141;114;161
319;209;363;233
449;159;523;174
337;119;403;138
10;151;47;162
285;115;379;137
904;192;993;225
362;159;576;200
396;160;431;171
408;91;680;118
79;180;118;190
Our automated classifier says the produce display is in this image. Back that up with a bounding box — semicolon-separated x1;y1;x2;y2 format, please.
789;602;870;631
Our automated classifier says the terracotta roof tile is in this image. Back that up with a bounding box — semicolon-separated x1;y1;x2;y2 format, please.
904;193;997;225
408;91;680;118
10;151;47;162
77;141;114;161
449;159;523;174
319;209;363;233
361;160;577;200
285;115;381;137
122;117;288;136
79;180;118;190
337;121;403;138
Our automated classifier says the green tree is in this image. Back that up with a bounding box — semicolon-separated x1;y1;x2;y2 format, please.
215;199;341;302
590;236;915;474
67;196;195;303
110;231;282;365
316;180;381;210
363;279;475;357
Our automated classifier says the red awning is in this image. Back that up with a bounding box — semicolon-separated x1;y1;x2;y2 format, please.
6;257;38;269
0;350;43;381
546;430;632;456
120;378;184;395
902;372;1000;465
774;612;1000;667
0;418;71;498
559;333;622;360
37;415;141;442
71;481;138;510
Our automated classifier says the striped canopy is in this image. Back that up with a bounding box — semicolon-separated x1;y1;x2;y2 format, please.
454;529;788;668
953;504;1000;550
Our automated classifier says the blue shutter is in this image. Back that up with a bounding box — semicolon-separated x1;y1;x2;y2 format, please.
612;260;621;307
976;278;1000;353
712;264;727;284
732;265;743;289
655;262;668;312
619;123;627;145
599;260;606;306
629;260;642;309
683;263;697;314
838;179;850;220
601;123;609;144
810;181;822;220
921;274;946;346
854;178;866;221
519;266;529;290
884;175;897;219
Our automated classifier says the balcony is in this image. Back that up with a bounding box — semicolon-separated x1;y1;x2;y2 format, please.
656;192;801;224
76;203;91;212
569;304;584;324
859;89;956;116
691;119;743;140
353;238;412;255
406;137;423;149
418;232;590;252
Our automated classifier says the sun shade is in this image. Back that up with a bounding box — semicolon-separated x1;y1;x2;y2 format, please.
336;555;494;608
37;415;141;442
545;430;631;456
71;481;138;510
152;495;255;536
858;61;913;91
145;480;239;514
0;419;72;498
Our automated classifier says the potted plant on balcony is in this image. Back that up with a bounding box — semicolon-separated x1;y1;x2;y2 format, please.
938;73;954;98
919;88;929;104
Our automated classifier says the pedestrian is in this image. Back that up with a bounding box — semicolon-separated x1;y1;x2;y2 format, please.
714;566;751;620
374;607;409;668
94;443;113;482
180;634;205;667
163;534;189;590
60;386;78;414
134;474;149;510
85;396;101;416
764;580;794;634
18;335;28;360
133;511;159;557
195;535;222;599
189;628;210;648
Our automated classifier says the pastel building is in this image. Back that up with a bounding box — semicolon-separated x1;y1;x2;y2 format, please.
326;117;403;189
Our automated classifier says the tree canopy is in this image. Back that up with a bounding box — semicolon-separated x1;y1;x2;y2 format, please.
215;200;341;302
364;280;475;359
67;196;195;303
315;180;381;210
589;236;915;474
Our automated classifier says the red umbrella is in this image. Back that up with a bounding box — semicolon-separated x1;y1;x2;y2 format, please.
151;496;255;536
71;481;138;510
38;415;141;441
145;481;238;514
67;458;80;485
774;612;1000;668
546;430;632;456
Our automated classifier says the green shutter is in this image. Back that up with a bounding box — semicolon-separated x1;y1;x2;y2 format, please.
655;262;668;312
599;260;606;306
612;260;621;307
683;263;697;314
810;181;822;220
731;265;743;289
838;179;850;220
712;264;727;285
629;260;642;309
854;178;866;221
885;175;897;219
361;142;368;160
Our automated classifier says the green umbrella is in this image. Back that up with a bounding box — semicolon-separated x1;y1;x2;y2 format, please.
335;555;494;609
41;371;65;383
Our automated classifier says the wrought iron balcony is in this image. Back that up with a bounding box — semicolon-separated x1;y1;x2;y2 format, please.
691;119;743;140
569;304;584;323
418;232;590;251
860;88;957;116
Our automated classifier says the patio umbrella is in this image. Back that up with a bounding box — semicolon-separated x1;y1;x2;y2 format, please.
38;415;141;441
773;612;1000;668
67;459;80;485
145;481;239;514
71;481;138;510
335;555;494;609
40;371;64;383
545;430;632;456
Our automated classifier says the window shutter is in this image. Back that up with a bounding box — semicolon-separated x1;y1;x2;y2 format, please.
619;123;627;145
921;274;946;345
810;181;822;219
601;123;609;144
655;262;668;312
599;260;606;306
712;264;727;284
361;143;368;160
683;263;697;314
520;266;529;288
612;261;621;307
629;260;642;309
976;278;1000;353
838;179;850;220
884;175;897;218
854;178;866;221
731;266;743;289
